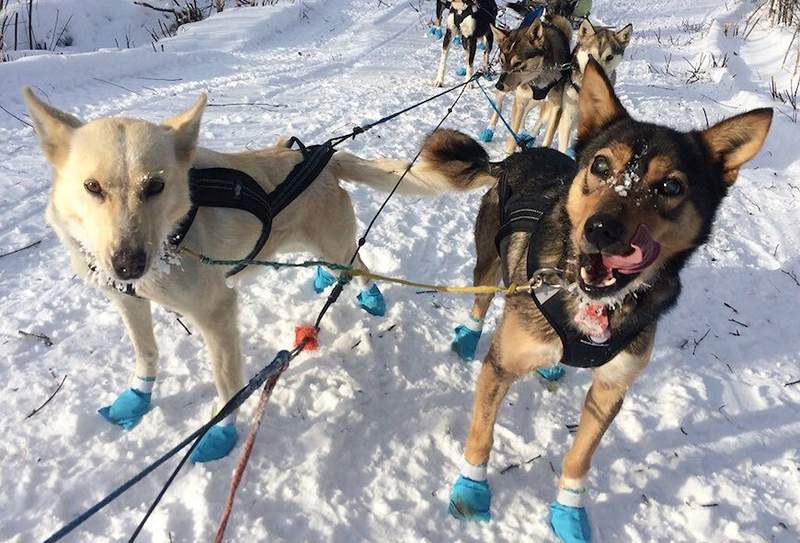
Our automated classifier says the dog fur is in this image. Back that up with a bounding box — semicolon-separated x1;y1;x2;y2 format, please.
21;89;480;422
434;0;498;87
418;59;772;532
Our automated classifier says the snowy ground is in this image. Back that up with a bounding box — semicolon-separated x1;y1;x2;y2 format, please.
1;0;799;542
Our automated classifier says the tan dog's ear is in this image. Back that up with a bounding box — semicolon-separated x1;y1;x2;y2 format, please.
490;23;509;45
527;19;544;42
577;58;629;142
162;94;207;163
699;108;773;185
577;19;595;42
22;87;83;168
616;23;633;46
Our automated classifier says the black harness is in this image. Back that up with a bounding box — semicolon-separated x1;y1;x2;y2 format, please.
102;137;333;297
525;19;573;100
494;167;661;369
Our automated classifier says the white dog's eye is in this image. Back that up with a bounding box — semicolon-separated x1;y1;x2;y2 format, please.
84;179;103;197
143;177;165;198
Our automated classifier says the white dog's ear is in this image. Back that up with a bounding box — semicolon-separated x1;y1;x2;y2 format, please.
616;23;633;46
162;94;207;163
22;87;83;168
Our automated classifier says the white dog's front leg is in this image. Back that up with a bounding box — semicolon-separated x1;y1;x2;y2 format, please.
108;292;159;382
98;292;159;429
435;29;453;87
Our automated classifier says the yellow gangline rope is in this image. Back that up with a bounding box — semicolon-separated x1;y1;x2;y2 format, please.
180;247;533;296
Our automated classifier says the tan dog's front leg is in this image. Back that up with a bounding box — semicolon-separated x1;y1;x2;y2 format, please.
550;337;653;540
464;350;516;466
449;346;517;522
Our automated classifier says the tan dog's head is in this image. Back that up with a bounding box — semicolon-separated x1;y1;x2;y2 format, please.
567;60;772;303
574;19;633;79
23;89;206;282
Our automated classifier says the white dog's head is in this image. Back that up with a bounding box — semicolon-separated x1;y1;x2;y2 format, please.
24;89;206;282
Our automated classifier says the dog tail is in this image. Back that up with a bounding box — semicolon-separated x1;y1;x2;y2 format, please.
330;129;497;196
549;15;573;42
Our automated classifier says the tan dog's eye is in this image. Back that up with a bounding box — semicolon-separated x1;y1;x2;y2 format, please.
143;178;165;198
655;178;684;197
590;155;612;179
84;179;103;197
605;54;614;62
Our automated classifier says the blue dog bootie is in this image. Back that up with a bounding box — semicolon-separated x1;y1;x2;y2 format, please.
517;131;536;149
456;66;467;77
313;266;337;294
451;316;483;362
478;127;494;142
537;365;566;381
429;26;444;40
550;486;591;543
190;419;239;464
448;461;491;522
98;376;155;430
565;146;577;159
453;35;462;46
357;283;386;316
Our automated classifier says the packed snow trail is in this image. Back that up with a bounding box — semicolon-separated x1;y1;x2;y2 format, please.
0;1;798;542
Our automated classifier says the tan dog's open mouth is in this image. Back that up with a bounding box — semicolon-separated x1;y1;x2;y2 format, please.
579;224;661;295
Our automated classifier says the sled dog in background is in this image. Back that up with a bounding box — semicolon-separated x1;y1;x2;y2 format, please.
553;18;633;153
434;0;498;87
483;16;572;153
421;60;772;540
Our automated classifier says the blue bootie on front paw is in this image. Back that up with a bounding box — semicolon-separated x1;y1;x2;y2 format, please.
537;365;566;381
98;388;152;430
190;423;239;464
429;26;444;40
451;325;482;362
313;266;337;294
357;284;385;316
448;475;491;522
454;35;462;46
456;66;467;76
550;501;591;543
565;146;576;159
478;127;494;142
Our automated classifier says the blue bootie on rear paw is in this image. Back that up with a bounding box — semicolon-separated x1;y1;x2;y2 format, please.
565;146;576;159
314;266;337;294
454;35;462;46
449;475;491;522
429;26;444;40
517;131;536;149
477;41;486;51
478;127;494;142
456;66;467;76
190;423;238;464
537;365;566;381
98;388;151;430
451;319;482;362
357;284;385;316
550;502;591;543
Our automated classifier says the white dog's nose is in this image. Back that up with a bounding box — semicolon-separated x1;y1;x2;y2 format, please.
111;248;147;280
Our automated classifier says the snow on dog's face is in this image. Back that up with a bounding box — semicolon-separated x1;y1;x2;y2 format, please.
566;60;772;303
23;89;205;282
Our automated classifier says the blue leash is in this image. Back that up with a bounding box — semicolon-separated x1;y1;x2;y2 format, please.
475;78;532;148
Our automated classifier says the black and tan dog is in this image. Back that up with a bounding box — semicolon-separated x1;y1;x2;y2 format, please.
420;59;772;540
433;0;498;87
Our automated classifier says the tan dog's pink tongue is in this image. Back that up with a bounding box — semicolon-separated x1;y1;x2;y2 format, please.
601;224;661;275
